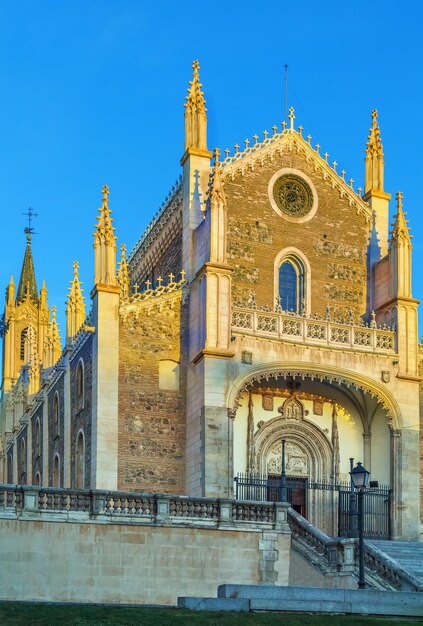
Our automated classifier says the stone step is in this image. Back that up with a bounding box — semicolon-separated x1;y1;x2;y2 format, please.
179;586;423;617
178;597;249;611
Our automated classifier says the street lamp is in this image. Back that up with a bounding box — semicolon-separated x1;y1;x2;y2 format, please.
350;462;371;589
280;439;288;502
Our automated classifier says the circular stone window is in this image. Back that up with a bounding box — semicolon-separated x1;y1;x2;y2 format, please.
268;168;318;223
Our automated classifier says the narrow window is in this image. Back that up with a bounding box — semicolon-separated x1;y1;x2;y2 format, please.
19;438;26;483
53;392;60;435
278;257;305;313
53;455;60;487
34;472;41;486
76;432;85;489
20;327;28;360
35;418;41;458
76;361;84;410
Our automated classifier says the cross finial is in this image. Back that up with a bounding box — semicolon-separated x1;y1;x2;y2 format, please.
324;152;329;162
244;138;250;149
272;125;278;135
282;120;287;130
145;279;151;290
22;206;39;239
306;134;312;144
234;143;239;153
332;161;338;171
349;178;354;188
157;276;163;287
263;130;268;139
133;283;139;294
224;148;230;158
168;272;175;283
341;169;346;179
298;124;303;135
253;134;259;143
315;143;320;154
288;106;295;130
180;269;186;282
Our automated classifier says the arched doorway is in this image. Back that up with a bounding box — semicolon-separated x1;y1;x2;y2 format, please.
229;364;400;536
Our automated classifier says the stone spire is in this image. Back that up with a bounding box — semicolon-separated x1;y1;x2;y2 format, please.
390;192;412;247
208;148;226;207
207;149;228;264
363;109;390;257
183;60;208;153
365;109;384;194
16;236;38;304
93;185;117;287
44;305;62;368
117;244;129;301
66;261;86;343
389;192;412;299
6;276;15;307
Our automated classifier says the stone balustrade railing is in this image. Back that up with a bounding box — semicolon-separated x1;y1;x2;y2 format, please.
0;484;288;531
232;308;396;355
287;508;422;592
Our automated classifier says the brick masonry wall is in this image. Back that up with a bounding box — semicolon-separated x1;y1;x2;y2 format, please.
224;150;369;321
47;375;65;487
31;406;43;483
70;337;93;488
118;293;188;493
135;232;183;289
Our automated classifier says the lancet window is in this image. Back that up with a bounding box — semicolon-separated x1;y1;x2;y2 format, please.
76;431;85;489
278;257;305;313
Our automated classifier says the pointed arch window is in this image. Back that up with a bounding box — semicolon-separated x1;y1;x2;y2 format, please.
19;438;26;484
53;454;60;487
76;431;85;489
53;392;60;436
278;257;305;313
20;327;28;361
76;360;84;411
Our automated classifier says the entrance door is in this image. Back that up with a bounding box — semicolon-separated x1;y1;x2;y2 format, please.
267;474;307;517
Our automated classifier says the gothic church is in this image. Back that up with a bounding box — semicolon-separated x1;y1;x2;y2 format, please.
0;61;421;540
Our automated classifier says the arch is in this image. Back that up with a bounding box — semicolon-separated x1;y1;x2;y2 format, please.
53;454;60;487
76;359;84;410
7;452;13;484
274;247;311;315
19;438;26;483
34;471;41;486
227;362;402;430
34;418;41;457
53;391;60;435
75;430;85;489
20;327;28;361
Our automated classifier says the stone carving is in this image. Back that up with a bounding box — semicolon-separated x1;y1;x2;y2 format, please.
325;284;363;304
227;241;255;263
272;174;313;217
262;395;273;411
241;350;253;364
228;217;272;244
267;441;308;476
381;370;390;383
313;236;365;262
313;399;324;416
232;286;255;308
327;263;365;281
278;396;304;420
232;265;259;284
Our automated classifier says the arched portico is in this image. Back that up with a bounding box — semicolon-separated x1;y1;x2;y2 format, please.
227;362;404;536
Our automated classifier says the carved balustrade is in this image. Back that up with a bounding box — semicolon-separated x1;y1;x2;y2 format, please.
0;485;287;531
232;308;396;355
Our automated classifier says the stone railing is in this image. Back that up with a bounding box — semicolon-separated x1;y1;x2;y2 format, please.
232;308;396;355
0;485;288;531
288;508;422;592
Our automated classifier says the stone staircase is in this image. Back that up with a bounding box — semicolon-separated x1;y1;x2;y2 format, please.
288;508;423;592
368;540;423;587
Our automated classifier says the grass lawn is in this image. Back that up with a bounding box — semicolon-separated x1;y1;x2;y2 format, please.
0;603;421;626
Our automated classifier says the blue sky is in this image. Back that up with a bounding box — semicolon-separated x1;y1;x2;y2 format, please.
0;1;422;339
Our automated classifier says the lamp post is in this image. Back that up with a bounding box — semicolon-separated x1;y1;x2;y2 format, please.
348;457;358;537
350;461;370;589
280;439;287;502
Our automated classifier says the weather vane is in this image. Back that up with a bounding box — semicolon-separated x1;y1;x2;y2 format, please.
22;206;38;238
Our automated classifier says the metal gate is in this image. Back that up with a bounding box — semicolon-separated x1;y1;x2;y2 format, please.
234;474;391;539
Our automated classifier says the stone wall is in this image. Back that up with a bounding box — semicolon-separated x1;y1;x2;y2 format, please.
118;292;188;493
224;150;369;321
70;337;93;488
0;490;290;606
31;406;43;483
47;374;64;487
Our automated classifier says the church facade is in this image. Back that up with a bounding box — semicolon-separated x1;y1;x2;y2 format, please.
0;62;421;540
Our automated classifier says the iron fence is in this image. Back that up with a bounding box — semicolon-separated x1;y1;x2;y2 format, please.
234;473;391;539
